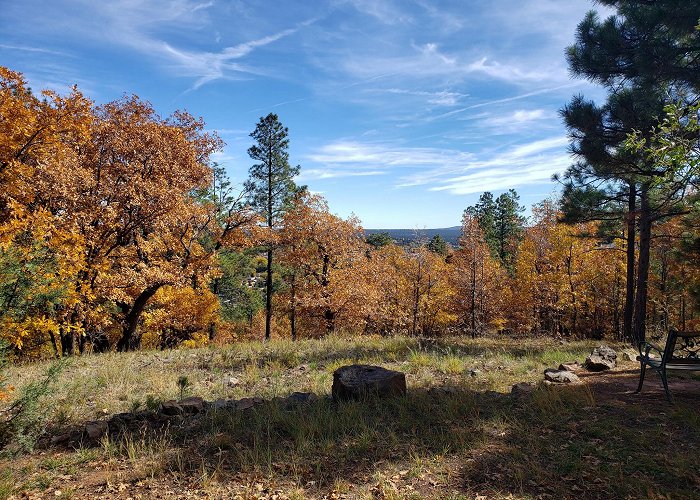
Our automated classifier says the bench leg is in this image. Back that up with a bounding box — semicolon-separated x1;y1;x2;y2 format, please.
634;362;647;394
660;366;674;404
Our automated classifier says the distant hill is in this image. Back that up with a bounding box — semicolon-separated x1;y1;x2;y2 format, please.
365;226;461;246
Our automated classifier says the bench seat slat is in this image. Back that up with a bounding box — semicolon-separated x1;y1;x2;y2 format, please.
641;358;700;370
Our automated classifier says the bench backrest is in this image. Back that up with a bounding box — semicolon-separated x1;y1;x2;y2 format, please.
666;330;700;361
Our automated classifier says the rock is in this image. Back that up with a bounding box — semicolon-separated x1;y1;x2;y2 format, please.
211;398;236;411
558;361;580;372
469;369;481;377
235;397;265;411
584;345;617;371
544;368;581;384
159;400;184;416
85;420;108;440
179;396;206;414
511;382;534;397
50;433;71;445
227;376;240;387
108;412;137;431
332;365;406;401
284;392;317;407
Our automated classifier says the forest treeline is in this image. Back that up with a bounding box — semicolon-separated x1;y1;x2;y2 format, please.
1;66;699;358
3;1;700;357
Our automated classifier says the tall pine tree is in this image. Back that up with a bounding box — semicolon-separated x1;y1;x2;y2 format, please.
560;0;700;343
245;114;300;341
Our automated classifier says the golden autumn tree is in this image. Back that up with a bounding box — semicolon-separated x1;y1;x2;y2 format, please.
279;193;371;337
0;66;260;354
404;244;455;336
0;67;91;356
510;202;625;337
141;286;220;349
450;213;507;337
47;96;225;352
363;243;412;334
648;217;700;333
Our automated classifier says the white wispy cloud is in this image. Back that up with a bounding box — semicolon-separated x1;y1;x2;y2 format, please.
299;169;385;180
400;136;570;193
0;44;70;56
12;0;312;90
344;0;412;25
476;108;557;134
369;87;467;107
307;141;474;168
424;83;581;123
305;136;571;194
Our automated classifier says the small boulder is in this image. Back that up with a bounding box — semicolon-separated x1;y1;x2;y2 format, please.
211;398;236;411
544;368;581;384
85;420;108;440
159;400;184;416
179;396;206;414
227;376;240;387
332;365;406;401
51;433;71;445
584;345;617;371
108;412;138;431
235;397;265;411
558;361;580;372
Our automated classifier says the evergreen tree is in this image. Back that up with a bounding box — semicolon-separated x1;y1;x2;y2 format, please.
466;190;525;271
560;0;700;343
366;232;393;249
427;234;448;256
245;113;300;341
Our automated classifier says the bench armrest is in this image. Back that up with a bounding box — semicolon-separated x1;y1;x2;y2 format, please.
639;341;664;357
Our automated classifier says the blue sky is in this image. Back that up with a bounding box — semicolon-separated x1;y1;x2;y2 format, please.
1;0;611;228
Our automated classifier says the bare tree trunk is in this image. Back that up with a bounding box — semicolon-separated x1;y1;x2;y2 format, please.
411;258;422;336
117;284;161;352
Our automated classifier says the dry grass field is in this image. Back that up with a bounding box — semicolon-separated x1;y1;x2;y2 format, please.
1;335;699;499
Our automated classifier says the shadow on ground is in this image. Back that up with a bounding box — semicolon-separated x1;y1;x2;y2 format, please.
49;368;699;499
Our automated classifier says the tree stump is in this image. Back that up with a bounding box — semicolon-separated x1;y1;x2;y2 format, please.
332;365;406;401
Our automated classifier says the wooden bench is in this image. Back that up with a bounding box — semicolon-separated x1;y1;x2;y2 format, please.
635;329;700;402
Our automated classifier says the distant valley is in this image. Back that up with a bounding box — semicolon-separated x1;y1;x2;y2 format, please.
365;226;461;246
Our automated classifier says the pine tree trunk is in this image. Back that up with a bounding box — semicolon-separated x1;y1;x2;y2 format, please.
633;183;652;345
265;247;273;341
208;277;220;341
470;258;476;339
623;183;636;343
290;274;297;341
